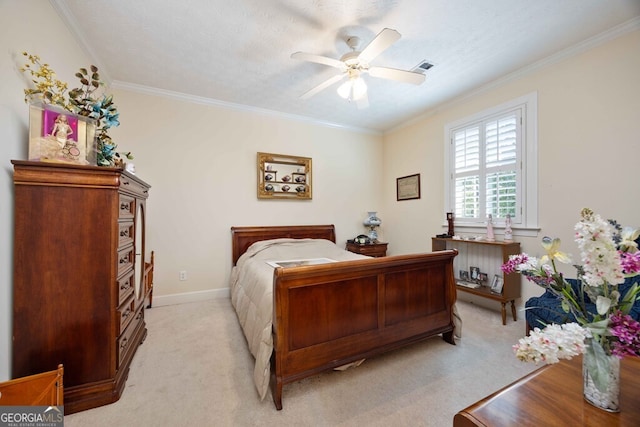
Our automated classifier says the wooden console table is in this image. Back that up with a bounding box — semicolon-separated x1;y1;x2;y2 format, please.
454;356;640;426
432;238;520;325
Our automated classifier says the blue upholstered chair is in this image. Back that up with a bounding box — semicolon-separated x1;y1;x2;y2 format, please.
525;276;640;333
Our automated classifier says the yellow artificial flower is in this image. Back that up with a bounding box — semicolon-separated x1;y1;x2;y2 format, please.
540;236;572;265
619;226;640;253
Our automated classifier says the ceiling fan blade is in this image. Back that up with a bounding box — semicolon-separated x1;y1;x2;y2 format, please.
291;52;346;70
369;66;425;85
356;92;369;110
300;74;345;100
358;28;401;63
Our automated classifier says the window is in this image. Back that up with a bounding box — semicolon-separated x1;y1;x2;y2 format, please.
444;93;538;234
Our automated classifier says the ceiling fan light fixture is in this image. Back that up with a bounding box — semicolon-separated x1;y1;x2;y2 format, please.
293;28;422;104
337;76;367;101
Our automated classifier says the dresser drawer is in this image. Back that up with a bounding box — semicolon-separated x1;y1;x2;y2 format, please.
346;242;388;257
119;194;135;219
117;308;143;369
118;221;134;248
120;174;149;198
117;269;135;306
117;293;136;336
117;246;134;277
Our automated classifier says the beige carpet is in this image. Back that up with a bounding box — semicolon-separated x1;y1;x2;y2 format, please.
64;298;537;427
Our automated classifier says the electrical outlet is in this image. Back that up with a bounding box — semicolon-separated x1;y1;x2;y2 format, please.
179;270;187;281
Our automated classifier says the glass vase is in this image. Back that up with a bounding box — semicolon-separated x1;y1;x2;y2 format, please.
583;353;620;412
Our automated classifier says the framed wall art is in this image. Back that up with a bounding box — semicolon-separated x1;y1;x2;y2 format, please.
257;152;312;200
396;173;420;201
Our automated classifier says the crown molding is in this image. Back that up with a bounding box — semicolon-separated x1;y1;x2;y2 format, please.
387;16;640;135
111;80;381;136
49;0;113;84
51;0;378;135
51;0;638;136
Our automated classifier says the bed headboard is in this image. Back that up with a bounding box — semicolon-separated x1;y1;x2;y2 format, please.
230;225;336;265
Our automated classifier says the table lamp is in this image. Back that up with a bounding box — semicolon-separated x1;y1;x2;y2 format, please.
364;211;381;242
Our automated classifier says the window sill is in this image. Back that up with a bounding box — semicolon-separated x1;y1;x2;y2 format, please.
439;223;540;238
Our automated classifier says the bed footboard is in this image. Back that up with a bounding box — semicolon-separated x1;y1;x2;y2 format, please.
270;250;458;410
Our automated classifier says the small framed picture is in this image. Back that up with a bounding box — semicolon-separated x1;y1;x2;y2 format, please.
490;275;504;294
460;270;469;281
478;272;488;283
469;266;480;281
396;173;421;201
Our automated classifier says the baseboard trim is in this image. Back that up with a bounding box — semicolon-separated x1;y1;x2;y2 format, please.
151;288;230;307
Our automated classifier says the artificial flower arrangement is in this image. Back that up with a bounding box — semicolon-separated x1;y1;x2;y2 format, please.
502;208;640;399
21;52;132;166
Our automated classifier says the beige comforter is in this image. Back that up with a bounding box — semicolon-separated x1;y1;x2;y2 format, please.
229;238;368;399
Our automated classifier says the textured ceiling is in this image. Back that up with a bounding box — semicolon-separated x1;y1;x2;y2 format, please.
53;0;640;133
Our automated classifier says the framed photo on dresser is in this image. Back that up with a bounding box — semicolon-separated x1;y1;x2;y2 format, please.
469;266;480;281
490;275;504;294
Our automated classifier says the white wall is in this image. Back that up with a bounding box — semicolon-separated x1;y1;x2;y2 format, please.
0;1;383;380
110;89;383;299
382;28;640;313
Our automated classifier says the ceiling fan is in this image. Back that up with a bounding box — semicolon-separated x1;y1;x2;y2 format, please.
291;28;426;108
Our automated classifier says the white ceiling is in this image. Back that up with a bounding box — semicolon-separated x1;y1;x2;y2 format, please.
53;0;640;133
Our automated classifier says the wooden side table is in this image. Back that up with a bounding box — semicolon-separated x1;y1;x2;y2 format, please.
345;241;388;257
454;356;640;426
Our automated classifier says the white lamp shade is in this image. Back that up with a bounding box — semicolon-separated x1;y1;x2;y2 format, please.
364;211;381;226
337;77;367;101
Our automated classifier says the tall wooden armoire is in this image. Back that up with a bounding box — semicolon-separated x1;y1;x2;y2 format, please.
11;160;151;414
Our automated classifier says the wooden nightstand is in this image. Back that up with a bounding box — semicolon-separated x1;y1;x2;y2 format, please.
345;242;388;257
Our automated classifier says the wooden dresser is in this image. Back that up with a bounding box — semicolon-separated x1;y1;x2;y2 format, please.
11;160;151;414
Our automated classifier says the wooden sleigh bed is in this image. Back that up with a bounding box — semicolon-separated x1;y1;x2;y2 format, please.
230;224;458;410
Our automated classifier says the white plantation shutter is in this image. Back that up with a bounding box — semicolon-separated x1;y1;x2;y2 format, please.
485;114;518;219
453;125;481;218
450;109;522;224
455;176;480;218
454;126;480;173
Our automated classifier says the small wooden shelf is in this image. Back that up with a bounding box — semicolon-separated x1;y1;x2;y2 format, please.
432;237;521;325
258;152;312;199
